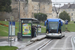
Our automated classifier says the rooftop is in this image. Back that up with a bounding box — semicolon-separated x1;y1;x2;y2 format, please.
32;0;52;3
60;4;75;9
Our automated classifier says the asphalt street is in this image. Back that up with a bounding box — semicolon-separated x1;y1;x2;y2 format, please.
24;32;75;50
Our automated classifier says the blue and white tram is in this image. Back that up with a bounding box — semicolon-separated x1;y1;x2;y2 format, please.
44;18;65;38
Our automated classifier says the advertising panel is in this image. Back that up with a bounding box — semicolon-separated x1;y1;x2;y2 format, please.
22;23;31;36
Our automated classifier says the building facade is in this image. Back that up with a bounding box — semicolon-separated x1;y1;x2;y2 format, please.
11;0;52;19
31;0;52;19
0;0;52;21
59;3;75;21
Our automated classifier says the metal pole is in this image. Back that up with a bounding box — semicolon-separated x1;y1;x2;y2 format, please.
39;0;40;13
10;16;12;47
37;24;38;35
19;0;20;32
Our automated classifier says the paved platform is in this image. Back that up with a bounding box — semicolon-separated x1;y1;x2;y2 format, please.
0;35;46;50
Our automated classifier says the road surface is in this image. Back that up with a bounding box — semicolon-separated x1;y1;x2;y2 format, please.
24;32;75;50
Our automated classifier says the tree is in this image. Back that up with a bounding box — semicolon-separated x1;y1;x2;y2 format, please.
34;13;47;22
0;0;12;12
59;11;70;22
26;0;28;4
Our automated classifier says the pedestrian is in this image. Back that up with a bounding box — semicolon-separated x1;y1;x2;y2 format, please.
46;20;49;33
58;20;62;33
65;19;68;25
74;21;75;23
34;26;36;37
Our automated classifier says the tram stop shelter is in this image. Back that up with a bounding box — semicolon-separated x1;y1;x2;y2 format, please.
20;18;39;38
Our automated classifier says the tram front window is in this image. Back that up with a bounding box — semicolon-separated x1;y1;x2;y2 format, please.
49;22;58;33
49;22;58;29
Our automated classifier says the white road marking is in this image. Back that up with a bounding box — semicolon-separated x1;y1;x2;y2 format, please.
62;35;72;50
71;37;75;50
48;48;72;49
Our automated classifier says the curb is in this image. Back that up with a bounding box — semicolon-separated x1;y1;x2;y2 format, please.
30;35;46;42
26;41;34;46
0;37;8;39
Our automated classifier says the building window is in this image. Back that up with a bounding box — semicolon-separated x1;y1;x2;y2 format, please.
68;9;70;11
34;9;37;11
72;9;74;11
67;9;68;11
15;0;18;1
20;0;24;2
64;10;66;11
69;9;71;11
48;2;50;5
65;9;67;11
71;13;73;16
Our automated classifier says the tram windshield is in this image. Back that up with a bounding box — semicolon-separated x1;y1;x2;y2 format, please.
49;22;58;30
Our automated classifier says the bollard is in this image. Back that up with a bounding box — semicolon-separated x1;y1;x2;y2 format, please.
17;32;21;41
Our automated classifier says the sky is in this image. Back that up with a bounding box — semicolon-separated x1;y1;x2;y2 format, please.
52;0;75;7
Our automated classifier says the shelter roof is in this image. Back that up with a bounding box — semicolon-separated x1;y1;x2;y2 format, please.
20;18;39;23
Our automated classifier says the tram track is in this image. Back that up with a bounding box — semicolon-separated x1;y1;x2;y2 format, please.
24;39;51;50
36;39;53;50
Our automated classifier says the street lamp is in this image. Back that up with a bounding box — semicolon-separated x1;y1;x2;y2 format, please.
39;0;40;13
19;0;20;32
42;15;43;22
53;3;61;18
17;0;21;41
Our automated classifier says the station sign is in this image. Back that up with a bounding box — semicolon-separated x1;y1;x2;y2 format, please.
38;25;41;32
9;21;15;36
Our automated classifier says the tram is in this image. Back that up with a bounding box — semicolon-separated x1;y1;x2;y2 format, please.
44;18;65;38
